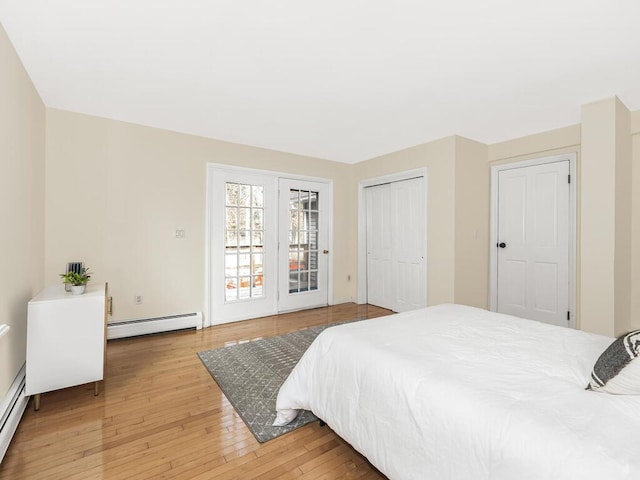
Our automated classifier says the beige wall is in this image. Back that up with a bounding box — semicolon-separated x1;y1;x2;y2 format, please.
45;110;352;322
46;111;603;326
351;135;492;309
489;124;582;325
3;21;639;352
0;25;45;398
580;97;632;336
490;99;639;337
352;103;640;336
580;99;616;336
631;111;640;331
345;101;639;335
613;99;632;335
352;137;456;305
454;136;490;308
488;125;581;164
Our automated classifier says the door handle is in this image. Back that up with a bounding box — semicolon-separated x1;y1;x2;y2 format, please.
323;250;329;254
497;242;506;248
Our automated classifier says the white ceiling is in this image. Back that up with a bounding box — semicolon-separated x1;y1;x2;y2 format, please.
2;0;640;163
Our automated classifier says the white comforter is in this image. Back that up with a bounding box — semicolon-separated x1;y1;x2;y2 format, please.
274;304;640;480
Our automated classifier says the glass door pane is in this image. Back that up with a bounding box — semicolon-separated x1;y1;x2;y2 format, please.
288;189;320;294
225;182;264;302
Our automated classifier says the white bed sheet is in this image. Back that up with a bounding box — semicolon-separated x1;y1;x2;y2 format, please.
274;304;640;480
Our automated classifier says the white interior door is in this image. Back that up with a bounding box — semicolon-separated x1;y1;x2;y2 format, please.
496;161;570;326
278;179;330;312
366;177;426;312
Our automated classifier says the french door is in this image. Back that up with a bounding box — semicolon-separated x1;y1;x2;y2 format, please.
207;166;331;325
278;179;330;312
209;169;278;324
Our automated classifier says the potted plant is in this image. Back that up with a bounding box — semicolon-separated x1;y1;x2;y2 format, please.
60;267;91;295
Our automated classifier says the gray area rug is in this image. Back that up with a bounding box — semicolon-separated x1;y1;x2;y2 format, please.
198;320;360;443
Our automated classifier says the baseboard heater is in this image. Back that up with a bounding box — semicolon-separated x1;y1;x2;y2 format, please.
0;365;28;463
107;312;203;340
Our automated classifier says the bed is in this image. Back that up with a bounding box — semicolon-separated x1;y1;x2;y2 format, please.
273;304;640;480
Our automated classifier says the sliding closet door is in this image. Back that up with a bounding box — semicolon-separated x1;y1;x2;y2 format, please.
366;184;393;310
392;177;426;311
366;177;426;312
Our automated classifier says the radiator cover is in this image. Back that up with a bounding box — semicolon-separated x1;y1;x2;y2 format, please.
107;312;202;340
0;365;28;463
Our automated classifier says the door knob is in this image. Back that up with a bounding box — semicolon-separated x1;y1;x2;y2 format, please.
497;242;506;248
323;249;329;254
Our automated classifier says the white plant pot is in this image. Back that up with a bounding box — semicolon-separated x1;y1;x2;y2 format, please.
71;285;86;295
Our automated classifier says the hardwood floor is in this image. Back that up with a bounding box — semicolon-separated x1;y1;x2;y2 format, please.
0;303;392;480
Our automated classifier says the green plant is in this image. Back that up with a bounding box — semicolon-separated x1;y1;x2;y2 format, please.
59;267;91;286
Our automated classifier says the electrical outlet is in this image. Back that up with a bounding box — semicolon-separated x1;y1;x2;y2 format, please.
134;295;143;305
175;229;185;239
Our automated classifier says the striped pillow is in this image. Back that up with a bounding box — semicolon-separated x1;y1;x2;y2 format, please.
587;329;640;394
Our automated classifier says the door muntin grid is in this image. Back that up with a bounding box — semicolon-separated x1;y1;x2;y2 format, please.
288;189;319;294
225;182;264;302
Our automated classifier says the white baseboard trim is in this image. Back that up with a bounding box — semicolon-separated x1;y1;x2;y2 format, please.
0;364;28;463
107;312;203;340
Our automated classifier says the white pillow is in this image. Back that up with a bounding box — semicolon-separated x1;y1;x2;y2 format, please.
587;329;640;395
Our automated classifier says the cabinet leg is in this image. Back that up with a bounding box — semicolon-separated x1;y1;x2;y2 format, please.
34;394;41;411
94;381;99;396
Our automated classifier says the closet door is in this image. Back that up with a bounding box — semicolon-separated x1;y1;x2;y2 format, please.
366;177;426;312
366;184;393;310
392;177;426;312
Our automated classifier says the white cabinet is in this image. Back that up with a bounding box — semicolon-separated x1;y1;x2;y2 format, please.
26;283;107;410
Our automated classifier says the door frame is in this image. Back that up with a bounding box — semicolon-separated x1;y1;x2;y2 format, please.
488;153;577;328
356;168;428;305
205;163;334;328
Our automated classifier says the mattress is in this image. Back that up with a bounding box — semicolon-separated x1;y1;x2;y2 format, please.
274;304;640;480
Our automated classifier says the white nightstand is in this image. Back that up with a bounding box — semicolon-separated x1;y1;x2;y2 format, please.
26;283;108;410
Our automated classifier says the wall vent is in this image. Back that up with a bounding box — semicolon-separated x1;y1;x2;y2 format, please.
107;312;203;340
0;365;28;463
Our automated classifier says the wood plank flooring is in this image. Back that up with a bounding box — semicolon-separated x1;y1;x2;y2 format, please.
0;303;392;480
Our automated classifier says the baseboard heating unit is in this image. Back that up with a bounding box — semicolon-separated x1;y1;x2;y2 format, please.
0;365;28;463
107;312;203;340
